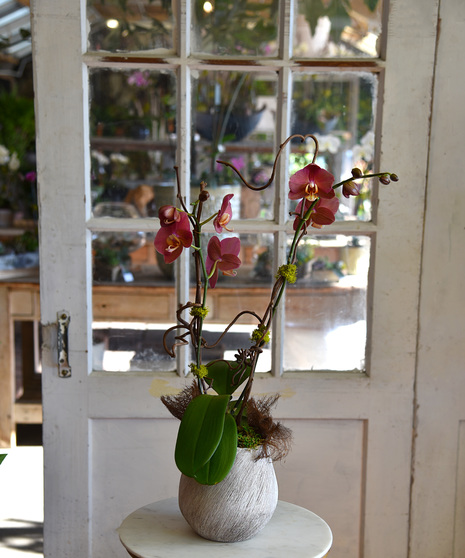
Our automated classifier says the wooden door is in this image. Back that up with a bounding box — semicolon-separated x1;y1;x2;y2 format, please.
31;0;448;557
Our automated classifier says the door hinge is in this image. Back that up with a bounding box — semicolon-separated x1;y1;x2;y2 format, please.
57;310;71;378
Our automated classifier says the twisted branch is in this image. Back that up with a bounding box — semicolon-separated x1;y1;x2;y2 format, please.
216;133;319;191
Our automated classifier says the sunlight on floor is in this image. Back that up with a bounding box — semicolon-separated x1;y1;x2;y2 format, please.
0;447;43;557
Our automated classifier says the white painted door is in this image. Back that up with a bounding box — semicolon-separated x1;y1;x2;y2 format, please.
31;0;450;557
410;1;465;556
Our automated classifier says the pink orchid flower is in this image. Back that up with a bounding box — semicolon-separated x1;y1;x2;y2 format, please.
158;205;183;227
288;163;335;202
154;210;193;263
128;71;150;87
213;194;234;233
293;196;339;230
205;236;241;289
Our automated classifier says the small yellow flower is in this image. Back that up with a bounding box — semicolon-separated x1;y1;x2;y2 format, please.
190;364;209;378
190;306;209;319
251;325;271;345
276;264;297;284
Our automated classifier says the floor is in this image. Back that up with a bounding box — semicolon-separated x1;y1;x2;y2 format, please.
0;445;43;557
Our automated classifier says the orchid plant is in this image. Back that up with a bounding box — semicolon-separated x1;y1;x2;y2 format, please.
156;134;398;486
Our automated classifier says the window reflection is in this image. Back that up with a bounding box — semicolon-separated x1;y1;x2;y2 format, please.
291;72;377;222
92;322;176;372
191;0;278;56
87;0;175;52
284;235;370;371
91;232;274;370
295;0;383;58
89;68;177;217
192;70;277;218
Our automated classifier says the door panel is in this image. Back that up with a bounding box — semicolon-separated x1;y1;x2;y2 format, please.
91;418;179;558
276;419;365;558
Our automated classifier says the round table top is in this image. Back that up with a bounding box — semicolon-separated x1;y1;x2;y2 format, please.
119;498;332;558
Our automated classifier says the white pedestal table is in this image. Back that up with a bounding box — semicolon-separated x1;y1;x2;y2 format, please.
119;497;332;558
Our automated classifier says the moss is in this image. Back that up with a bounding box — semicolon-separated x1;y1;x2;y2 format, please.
237;428;264;450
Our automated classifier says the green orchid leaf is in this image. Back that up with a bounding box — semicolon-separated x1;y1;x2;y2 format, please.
174;394;230;478
194;413;238;485
0;454;7;466
206;360;252;395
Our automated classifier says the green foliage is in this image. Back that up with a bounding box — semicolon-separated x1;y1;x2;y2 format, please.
193;413;238;485
206;360;252;396
194;0;278;56
237;427;264;450
0;89;35;161
9;231;39;254
94;245;129;267
0;454;6;466
175;394;235;483
299;0;380;44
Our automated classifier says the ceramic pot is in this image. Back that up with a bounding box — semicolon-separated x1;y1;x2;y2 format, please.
178;447;278;542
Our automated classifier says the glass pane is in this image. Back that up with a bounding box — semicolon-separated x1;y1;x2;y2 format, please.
92;232;274;372
290;72;377;222
89;68;177;217
190;232;274;372
284;235;370;372
87;0;175;52
192;70;277;219
295;0;383;58
92;321;176;371
92;229;177;284
191;0;278;56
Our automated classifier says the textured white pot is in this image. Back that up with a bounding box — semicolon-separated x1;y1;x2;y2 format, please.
178;447;278;542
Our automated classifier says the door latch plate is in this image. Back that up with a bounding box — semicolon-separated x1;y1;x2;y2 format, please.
57;310;71;377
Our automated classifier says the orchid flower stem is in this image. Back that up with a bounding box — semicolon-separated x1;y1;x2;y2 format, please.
199;214;216;227
332;172;390;190
192;217;212;375
235;349;260;425
199;250;209;309
287;200;317;266
206;261;217;281
267;202;316;324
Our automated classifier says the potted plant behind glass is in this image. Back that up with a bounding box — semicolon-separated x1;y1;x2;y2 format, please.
0;88;37;225
194;71;268;180
192;0;278;190
0;145;16;227
155;134;398;542
193;0;278;56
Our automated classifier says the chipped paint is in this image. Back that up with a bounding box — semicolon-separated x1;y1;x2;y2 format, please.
253;385;296;399
148;377;181;398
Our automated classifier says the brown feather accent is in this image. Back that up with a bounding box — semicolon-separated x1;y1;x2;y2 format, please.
246;395;292;462
160;381;200;420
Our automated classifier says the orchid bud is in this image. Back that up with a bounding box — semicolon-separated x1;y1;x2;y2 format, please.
158;205;181;226
351;167;363;178
390;173;399;182
379;175;391;185
342;180;362;198
199;190;210;202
